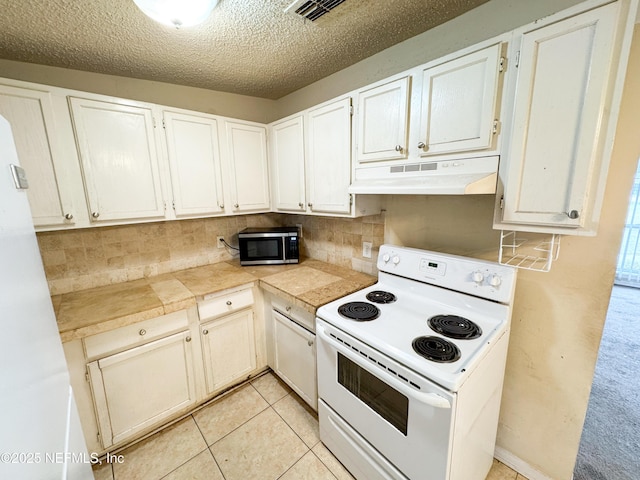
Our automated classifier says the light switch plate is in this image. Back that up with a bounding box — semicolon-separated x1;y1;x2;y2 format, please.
10;164;29;189
362;241;372;259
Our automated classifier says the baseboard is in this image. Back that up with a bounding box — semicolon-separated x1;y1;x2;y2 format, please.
494;446;554;480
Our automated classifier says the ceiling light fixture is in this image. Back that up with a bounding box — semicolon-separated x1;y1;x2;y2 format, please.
132;0;219;28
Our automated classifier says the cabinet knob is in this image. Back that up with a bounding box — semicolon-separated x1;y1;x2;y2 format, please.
203;329;209;335
567;210;580;219
308;203;313;208
395;145;404;152
139;329;146;336
185;336;192;342
234;203;239;208
226;300;232;306
298;202;304;208
307;339;314;347
91;212;100;219
417;142;426;150
64;213;74;220
219;204;224;209
285;306;291;312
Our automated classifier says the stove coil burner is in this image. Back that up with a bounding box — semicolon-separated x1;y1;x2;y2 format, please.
338;302;380;321
365;290;397;304
412;336;461;363
428;315;482;340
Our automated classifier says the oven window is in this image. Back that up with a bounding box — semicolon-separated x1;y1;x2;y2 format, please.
245;238;282;260
337;353;408;435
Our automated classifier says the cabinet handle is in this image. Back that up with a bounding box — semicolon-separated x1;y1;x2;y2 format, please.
64;213;74;220
91;212;100;219
203;329;209;335
139;329;146;336
307;339;314;347
417;142;426;150
185;336;192;342
567;210;580;219
226;300;232;306
395;145;404;152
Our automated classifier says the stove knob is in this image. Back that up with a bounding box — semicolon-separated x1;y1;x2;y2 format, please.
489;274;502;287
472;271;484;284
392;255;400;265
382;253;390;263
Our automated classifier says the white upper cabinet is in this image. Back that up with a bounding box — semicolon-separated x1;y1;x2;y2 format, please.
224;120;270;213
306;97;352;215
69;97;166;223
0;85;76;227
163;111;225;217
418;43;503;156
356;77;410;163
496;0;634;234
269;115;306;212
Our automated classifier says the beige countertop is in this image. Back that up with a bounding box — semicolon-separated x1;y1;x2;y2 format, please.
54;258;377;342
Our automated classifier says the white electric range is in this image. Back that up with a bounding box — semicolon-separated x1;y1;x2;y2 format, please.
316;244;517;480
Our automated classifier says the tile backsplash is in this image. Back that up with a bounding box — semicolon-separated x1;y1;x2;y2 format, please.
37;212;385;295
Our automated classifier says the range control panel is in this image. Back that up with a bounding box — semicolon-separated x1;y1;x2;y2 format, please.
378;244;517;304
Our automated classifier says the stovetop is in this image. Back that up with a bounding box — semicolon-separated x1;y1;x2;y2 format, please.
315;245;517;391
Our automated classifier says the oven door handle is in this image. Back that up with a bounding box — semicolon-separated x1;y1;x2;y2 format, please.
317;324;452;410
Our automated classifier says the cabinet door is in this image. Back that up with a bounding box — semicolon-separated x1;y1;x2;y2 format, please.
201;309;256;394
87;330;196;448
357;76;410;163
306;98;352;215
273;311;317;410
164;111;225;217
225;121;270;213
270;115;306;212
69;97;165;223
0;85;75;227
418;44;502;156
501;4;618;228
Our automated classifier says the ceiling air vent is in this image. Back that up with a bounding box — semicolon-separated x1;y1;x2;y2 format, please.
285;0;347;21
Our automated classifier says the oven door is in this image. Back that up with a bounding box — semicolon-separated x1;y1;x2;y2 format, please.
316;319;456;480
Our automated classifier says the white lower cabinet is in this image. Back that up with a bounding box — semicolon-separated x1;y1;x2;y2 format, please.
272;310;317;410
200;309;257;394
87;329;196;448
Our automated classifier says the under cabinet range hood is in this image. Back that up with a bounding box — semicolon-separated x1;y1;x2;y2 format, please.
348;155;499;195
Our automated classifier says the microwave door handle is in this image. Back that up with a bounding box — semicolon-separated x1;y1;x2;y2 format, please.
317;324;452;410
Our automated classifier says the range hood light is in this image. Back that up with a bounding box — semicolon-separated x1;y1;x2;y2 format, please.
132;0;219;28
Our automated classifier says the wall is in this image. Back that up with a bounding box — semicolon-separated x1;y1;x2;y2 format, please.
384;25;640;480
0;59;275;123
38;213;383;295
274;0;585;120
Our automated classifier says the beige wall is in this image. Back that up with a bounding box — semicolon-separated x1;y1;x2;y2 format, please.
384;26;640;480
0;59;275;123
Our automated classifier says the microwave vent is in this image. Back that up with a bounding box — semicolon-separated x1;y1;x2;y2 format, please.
285;0;347;21
390;162;438;174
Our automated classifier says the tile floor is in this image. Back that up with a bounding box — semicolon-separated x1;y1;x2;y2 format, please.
92;371;528;480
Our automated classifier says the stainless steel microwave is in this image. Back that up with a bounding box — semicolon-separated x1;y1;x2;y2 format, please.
238;227;299;266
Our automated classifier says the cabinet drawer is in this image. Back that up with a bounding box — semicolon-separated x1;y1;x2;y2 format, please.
271;295;315;332
84;310;189;360
198;288;254;321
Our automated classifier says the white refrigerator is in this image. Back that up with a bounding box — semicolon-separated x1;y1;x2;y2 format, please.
0;115;94;479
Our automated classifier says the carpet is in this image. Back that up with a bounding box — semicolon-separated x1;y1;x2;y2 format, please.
574;285;640;480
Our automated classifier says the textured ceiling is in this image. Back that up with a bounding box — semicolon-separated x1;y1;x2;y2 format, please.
0;0;490;99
